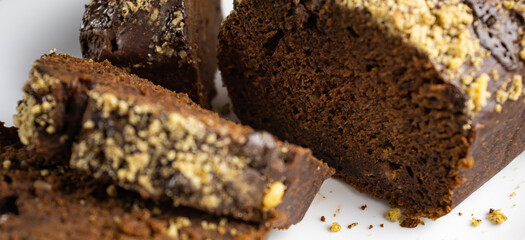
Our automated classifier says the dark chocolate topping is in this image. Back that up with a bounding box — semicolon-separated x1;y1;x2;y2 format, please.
468;0;521;70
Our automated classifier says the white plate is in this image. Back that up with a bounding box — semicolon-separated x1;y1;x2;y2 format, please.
0;1;524;239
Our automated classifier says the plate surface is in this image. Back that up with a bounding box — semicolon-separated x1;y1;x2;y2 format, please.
0;1;523;239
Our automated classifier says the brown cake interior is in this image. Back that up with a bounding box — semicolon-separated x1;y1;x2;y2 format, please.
220;0;475;219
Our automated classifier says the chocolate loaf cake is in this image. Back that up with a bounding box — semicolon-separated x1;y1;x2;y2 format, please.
80;0;222;108
13;53;333;229
0;123;271;240
219;0;525;222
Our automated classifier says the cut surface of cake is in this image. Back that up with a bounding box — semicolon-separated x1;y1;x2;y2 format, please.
219;0;525;222
13;53;334;229
0;122;271;240
80;0;222;108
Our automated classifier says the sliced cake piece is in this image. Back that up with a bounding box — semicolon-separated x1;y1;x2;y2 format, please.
0;123;271;240
219;0;525;223
14;53;333;228
80;0;222;108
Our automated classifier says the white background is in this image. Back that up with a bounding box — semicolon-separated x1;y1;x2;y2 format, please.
0;1;523;239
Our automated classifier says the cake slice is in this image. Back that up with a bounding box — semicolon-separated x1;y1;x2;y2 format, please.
14;53;333;228
0;123;271;240
80;0;222;108
219;0;525;223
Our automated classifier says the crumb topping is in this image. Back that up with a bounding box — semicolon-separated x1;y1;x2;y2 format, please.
14;70;58;145
494;104;502;113
71;91;267;216
262;181;286;211
166;217;191;238
487;208;507;224
2;160;11;169
385;208;402;222
508;75;523;101
330;222;341;232
495;75;524;111
465;73;490;113
86;0;191;62
106;184;117;197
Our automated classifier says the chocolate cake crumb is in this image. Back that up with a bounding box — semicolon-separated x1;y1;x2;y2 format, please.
330;222;341;232
320;216;326;222
386;208;402;222
347;223;358;229
488;209;507;224
472;218;482;227
368;225;373;230
360;205;367;210
459;212;463;216
400;218;421;228
380;224;384;228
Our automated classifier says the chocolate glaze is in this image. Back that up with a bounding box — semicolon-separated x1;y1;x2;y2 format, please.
468;0;520;71
80;0;222;108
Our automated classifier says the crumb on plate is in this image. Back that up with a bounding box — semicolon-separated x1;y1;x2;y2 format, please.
347;223;358;229
488;208;507;224
472;218;482;227
330;222;341;232
385;208;402;222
